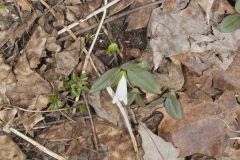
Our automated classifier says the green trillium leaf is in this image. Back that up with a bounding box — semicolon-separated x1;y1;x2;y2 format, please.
218;14;240;32
146;97;165;108
127;67;160;94
236;0;240;13
164;91;183;120
90;67;120;93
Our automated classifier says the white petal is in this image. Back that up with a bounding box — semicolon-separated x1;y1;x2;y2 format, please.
112;75;128;105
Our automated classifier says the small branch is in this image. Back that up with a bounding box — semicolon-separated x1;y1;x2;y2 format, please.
5;127;67;160
83;94;99;150
57;0;120;35
58;0;163;42
106;87;139;152
81;1;108;74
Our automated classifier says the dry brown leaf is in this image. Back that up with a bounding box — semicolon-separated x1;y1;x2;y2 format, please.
38;120;141;159
139;123;183;160
0;108;17;124
109;0;135;16
0;135;26;160
0;12;37;48
0;56;16;104
223;145;240;160
148;0;240;70
25;26;49;69
155;59;184;91
5;54;51;135
17;0;32;11
87;90;122;126
158;91;240;158
55;39;83;76
127;0;157;31
213;50;240;91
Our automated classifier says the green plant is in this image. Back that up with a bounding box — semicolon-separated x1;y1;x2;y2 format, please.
48;95;64;110
107;42;119;54
64;73;89;99
218;0;240;32
0;3;5;9
90;62;160;94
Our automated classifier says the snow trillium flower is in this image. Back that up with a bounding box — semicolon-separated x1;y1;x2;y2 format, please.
112;71;128;105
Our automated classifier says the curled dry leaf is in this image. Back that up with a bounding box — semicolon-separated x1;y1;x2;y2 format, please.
55;39;83;76
139;123;183;160
25;26;49;69
0;135;26;160
157;91;240;159
87;91;122;126
148;0;240;70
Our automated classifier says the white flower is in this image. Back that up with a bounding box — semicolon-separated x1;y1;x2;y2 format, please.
112;73;128;105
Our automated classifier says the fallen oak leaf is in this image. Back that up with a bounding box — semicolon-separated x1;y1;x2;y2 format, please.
157;91;240;159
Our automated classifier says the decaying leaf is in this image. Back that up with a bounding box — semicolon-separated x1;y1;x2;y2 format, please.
155;58;184;91
5;54;51;135
213;50;240;91
0;12;37;48
0;56;16;104
109;0;135;16
25;26;49;69
87;91;122;125
38;120;141;159
127;0;158;31
148;0;240;70
17;0;32;11
158;91;240;159
0;135;26;160
55;39;83;76
139;123;183;160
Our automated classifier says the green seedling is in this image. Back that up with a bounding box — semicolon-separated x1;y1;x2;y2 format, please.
107;42;119;54
64;73;89;99
218;0;240;32
0;3;5;9
48;95;64;110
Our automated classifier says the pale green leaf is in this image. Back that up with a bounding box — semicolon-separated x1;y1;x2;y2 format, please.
127;68;160;94
135;94;145;107
218;14;240;32
235;0;240;13
0;3;5;9
107;42;119;54
90;68;120;93
164;91;183;120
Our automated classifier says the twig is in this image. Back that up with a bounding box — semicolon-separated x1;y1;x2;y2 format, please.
4;127;67;160
57;0;121;35
58;0;163;42
83;94;99;150
230;137;240;140
215;117;240;133
106;87;139;152
81;1;107;74
74;0;108;151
